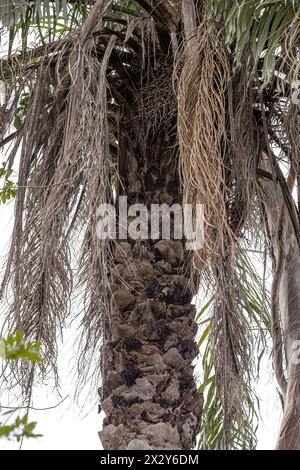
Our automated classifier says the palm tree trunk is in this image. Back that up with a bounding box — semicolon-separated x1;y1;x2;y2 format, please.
98;136;203;450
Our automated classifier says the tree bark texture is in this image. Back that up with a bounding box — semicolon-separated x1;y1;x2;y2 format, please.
98;128;203;450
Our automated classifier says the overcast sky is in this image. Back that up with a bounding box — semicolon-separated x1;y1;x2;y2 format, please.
0;198;281;450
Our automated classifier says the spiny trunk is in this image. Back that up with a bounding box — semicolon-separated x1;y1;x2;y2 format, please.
99;238;202;450
261;164;300;449
98;134;203;450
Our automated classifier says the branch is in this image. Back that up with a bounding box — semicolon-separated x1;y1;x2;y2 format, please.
111;5;142;18
0;395;69;411
181;0;197;45
0;37;73;79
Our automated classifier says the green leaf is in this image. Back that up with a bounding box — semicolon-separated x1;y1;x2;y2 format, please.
1;331;43;362
198;323;210;348
25;422;37;433
0;425;14;436
15;330;23;344
196;296;214;322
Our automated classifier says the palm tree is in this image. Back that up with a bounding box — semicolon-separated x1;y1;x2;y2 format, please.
0;0;300;450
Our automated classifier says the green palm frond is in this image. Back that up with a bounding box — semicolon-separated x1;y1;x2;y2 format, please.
197;246;271;450
0;0;92;53
209;0;300;84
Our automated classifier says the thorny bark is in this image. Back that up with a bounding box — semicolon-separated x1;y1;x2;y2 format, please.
98;129;203;450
